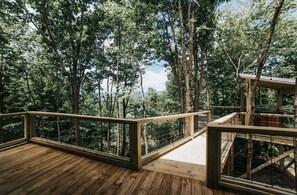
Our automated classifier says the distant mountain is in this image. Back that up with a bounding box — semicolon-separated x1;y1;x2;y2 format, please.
131;91;165;98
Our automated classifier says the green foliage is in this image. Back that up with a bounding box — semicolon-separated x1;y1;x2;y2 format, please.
0;0;296;152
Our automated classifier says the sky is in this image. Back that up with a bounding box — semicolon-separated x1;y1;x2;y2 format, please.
143;61;167;92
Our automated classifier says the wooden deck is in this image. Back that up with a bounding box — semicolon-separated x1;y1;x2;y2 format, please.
0;143;237;195
143;132;207;181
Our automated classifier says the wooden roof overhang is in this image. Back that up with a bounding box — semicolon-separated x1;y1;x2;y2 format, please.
239;73;295;94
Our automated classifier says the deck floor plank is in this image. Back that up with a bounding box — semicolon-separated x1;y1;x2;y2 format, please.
137;171;157;195
0;146;50;171
158;174;174;195
0;148;63;179
104;169;134;195
170;175;182;195
0;143;37;159
123;170;147;194
192;179;203;195
41;157;96;195
0;152;75;194
147;172;164;195
74;164;114;195
113;168;141;195
0;143;237;195
181;177;192;195
94;166;126;194
64;161;104;194
24;156;92;195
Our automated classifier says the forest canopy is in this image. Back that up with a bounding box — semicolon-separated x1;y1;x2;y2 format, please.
0;0;296;118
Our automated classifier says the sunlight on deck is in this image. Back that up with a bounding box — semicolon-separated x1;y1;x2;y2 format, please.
142;132;207;181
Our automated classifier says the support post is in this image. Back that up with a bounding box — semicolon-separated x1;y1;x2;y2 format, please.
24;113;31;141
30;115;35;138
207;112;212;123
279;145;284;171
245;79;253;180
240;86;245;123
207;126;221;188
277;90;282;112
129;122;141;170
245;79;252;125
230;143;234;176
189;115;194;139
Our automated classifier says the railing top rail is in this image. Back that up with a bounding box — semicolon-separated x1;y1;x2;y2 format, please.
210;112;238;124
239;112;294;118
28;111;138;124
208;124;297;137
137;111;210;124
0;110;211;124
0;112;27;118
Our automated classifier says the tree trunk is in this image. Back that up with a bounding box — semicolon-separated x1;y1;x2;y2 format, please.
140;72;148;154
194;38;206;112
0;53;3;143
121;99;127;156
187;2;194;112
293;77;297;189
250;0;284;124
71;71;80;146
169;19;184;113
98;77;102;116
178;0;191;113
115;24;121;155
121;73;137;156
246;0;285;180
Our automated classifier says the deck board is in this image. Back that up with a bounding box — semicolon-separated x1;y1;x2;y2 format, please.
0;143;236;195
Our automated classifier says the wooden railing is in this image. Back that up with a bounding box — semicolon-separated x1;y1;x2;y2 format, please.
139;111;211;164
207;112;297;195
0;112;27;150
0;110;211;171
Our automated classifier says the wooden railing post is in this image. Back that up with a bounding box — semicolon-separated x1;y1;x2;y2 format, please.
207;126;221;188
207;112;212;123
129;122;141;170
24;113;35;142
24;113;31;141
30;115;35;138
189;115;194;139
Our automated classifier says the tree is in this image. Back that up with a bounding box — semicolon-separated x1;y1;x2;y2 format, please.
246;0;285;180
14;0;110;145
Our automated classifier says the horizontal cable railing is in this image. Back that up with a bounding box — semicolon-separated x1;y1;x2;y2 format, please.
207;112;297;195
0;110;211;170
139;111;211;164
0;112;27;150
27;112;137;169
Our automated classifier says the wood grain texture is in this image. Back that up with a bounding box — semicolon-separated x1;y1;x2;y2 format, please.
0;143;236;195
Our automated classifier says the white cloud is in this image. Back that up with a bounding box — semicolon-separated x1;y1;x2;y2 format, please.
143;68;167;92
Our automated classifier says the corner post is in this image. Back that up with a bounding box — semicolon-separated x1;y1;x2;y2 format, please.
129;121;141;170
24;112;35;142
207;126;221;188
